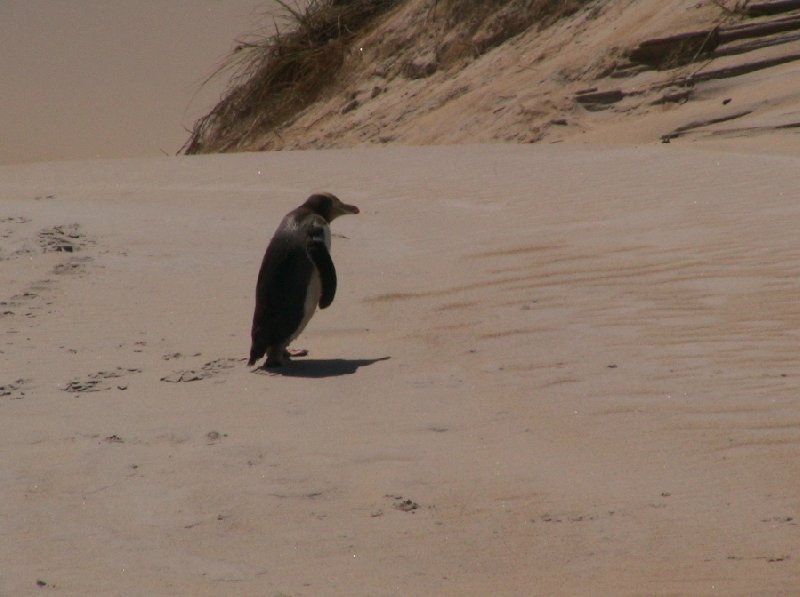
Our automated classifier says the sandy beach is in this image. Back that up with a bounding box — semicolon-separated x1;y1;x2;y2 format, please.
3;0;800;594
2;144;799;595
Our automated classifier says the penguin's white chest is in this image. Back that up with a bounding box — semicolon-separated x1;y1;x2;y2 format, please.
290;224;330;342
296;269;321;337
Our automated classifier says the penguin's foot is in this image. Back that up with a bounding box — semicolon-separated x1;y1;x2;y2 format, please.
264;346;286;368
262;347;307;368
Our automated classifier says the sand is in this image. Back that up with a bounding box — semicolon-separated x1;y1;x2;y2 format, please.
0;0;276;165
210;0;800;154
2;0;800;594
2;144;799;595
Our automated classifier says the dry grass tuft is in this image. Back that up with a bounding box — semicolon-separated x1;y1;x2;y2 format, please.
183;0;399;154
435;0;595;63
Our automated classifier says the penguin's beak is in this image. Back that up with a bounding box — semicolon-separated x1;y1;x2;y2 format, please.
340;203;359;215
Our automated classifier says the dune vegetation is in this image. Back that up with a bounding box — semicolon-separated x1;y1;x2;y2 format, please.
183;0;594;153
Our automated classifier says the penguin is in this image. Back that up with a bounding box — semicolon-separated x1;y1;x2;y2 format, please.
248;192;359;368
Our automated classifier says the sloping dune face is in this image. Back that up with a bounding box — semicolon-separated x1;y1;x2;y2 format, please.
1;144;799;594
185;0;800;154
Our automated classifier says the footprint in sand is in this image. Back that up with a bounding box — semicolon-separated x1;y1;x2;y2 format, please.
0;378;31;400
1;222;91;261
0;216;35;261
386;494;421;513
63;367;142;393
1;224;94;319
160;357;242;383
52;255;93;275
1;284;51;319
0;216;32;248
37;223;93;254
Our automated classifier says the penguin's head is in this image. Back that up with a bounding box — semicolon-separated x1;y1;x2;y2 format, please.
303;192;359;223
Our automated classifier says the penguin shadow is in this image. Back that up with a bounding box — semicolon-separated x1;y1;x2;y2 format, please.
261;356;390;378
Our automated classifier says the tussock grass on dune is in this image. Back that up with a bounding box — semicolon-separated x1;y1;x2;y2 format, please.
183;0;399;154
435;0;594;62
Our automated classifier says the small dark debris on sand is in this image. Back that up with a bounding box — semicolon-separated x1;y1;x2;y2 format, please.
1;379;29;399
63;368;141;393
387;494;420;512
38;224;90;254
206;430;228;444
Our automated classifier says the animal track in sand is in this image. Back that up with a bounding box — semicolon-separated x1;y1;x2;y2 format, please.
0;216;34;260
1;223;94;322
0;378;31;400
387;494;421;513
160;357;241;383
761;515;796;525
0;282;54;320
37;224;93;254
52;255;93;275
206;430;228;444
1;269;92;320
1;221;92;261
63;367;142;393
534;512;604;524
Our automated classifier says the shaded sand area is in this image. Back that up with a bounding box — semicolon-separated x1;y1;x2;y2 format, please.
2;144;799;594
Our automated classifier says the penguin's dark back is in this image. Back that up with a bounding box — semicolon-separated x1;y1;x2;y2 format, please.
252;228;313;345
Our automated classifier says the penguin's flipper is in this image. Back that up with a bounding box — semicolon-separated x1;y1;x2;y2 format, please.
307;227;337;309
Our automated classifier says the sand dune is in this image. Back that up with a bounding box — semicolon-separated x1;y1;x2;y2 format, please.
2;145;799;595
185;0;800;154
